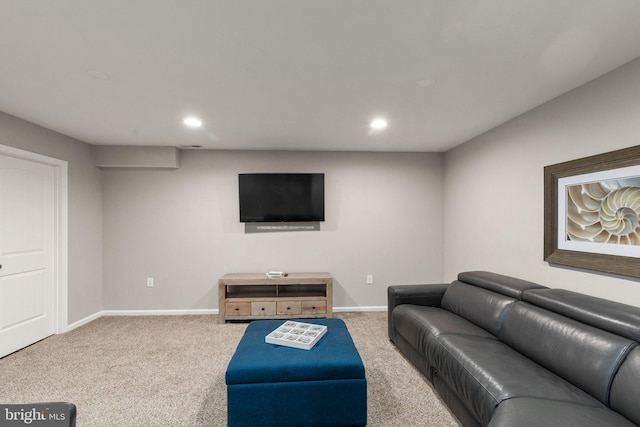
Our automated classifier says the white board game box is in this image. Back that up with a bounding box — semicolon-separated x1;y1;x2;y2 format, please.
265;321;328;350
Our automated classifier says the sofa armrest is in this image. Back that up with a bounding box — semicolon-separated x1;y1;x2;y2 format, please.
388;284;449;310
388;284;449;340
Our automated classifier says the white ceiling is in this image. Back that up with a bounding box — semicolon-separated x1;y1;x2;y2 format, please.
1;1;640;152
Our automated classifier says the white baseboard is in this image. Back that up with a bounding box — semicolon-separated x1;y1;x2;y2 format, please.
66;306;387;331
67;309;218;331
102;308;218;317
334;306;387;312
67;311;103;331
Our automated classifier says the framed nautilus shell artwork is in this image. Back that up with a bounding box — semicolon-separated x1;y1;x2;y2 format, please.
544;145;640;278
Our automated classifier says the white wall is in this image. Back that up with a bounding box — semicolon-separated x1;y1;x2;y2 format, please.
102;150;444;310
0;112;103;323
444;57;640;306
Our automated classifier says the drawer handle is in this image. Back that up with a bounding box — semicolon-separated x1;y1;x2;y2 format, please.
235;307;239;311
287;307;291;310
261;307;265;311
312;306;316;310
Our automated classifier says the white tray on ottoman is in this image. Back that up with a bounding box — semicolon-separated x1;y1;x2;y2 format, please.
265;321;328;350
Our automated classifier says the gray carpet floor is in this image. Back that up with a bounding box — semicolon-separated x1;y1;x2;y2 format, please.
0;312;460;426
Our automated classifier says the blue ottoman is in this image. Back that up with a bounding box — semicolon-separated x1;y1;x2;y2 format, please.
226;318;367;427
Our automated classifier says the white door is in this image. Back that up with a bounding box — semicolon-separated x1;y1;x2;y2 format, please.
0;154;55;358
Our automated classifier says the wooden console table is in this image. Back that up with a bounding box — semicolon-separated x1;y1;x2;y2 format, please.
218;273;333;324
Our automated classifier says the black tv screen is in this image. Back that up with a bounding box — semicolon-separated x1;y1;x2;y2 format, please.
239;173;325;223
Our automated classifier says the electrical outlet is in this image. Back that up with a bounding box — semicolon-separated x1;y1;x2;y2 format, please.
366;275;374;285
147;277;154;287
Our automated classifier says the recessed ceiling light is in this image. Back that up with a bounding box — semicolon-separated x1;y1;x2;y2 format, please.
370;118;388;130
418;78;436;88
183;117;202;128
86;69;111;80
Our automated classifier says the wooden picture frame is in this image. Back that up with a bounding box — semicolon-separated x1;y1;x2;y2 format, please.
544;145;640;278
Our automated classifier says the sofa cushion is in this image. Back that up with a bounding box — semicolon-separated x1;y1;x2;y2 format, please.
427;334;601;426
488;398;636;427
524;288;640;341
500;302;636;405
610;346;640;426
441;281;516;336
392;305;499;385
458;271;548;298
392;305;496;343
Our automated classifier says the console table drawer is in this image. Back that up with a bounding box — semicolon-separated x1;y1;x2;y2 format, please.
276;300;302;315
251;301;277;316
226;302;251;316
302;300;327;315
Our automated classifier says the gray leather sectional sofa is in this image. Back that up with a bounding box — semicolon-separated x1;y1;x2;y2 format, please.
387;271;640;427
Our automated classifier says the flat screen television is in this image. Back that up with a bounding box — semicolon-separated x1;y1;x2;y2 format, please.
239;173;325;223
